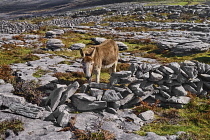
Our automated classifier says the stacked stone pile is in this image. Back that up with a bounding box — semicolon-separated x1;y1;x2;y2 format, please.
38;60;210;129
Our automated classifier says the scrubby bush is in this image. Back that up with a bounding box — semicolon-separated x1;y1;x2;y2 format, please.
13;80;44;105
0;65;15;83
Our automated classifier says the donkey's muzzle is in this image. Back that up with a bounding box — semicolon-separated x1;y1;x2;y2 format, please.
86;77;91;83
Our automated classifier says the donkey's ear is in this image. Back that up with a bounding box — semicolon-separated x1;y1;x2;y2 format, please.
80;49;85;57
90;47;96;58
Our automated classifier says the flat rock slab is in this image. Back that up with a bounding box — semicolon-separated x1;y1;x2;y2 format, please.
9;103;44;119
0;93;26;107
157;37;210;55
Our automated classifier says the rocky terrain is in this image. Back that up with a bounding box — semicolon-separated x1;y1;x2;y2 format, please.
0;1;210;140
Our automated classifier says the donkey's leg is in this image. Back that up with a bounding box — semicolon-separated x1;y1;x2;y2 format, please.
110;61;118;74
95;68;101;83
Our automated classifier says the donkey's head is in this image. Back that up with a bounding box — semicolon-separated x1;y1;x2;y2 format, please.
80;47;96;83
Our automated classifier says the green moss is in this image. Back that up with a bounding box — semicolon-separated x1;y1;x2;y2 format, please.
33;69;51;78
0;119;24;138
135;95;210;140
0;46;32;66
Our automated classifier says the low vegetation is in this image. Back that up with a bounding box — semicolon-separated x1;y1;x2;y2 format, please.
0;65;15;83
13;80;45;105
58;117;115;140
53;71;86;85
134;93;210;140
0;44;37;66
0;119;24;140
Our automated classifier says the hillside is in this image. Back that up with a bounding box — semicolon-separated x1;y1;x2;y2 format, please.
0;0;137;19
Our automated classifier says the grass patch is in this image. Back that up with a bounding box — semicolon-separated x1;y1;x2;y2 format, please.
53;72;86;85
135;93;210;140
33;68;51;78
0;45;33;66
0;119;24;139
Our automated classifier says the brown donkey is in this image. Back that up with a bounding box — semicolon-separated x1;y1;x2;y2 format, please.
80;39;119;83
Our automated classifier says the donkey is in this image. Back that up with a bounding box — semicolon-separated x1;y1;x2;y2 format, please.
80;39;119;83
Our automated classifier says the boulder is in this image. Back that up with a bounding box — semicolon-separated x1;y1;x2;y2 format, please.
0;93;26;107
57;111;72;127
149;72;163;81
46;39;65;51
45;31;56;38
90;88;103;101
171;85;188;96
0;83;14;93
71;93;107;111
102;90;123;102
9;103;44;119
59;81;80;105
69;43;85;50
138;110;155;121
116;41;128;51
91;37;106;44
45;87;66;111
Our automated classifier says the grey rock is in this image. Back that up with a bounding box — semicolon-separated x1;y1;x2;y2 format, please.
138;110;155;121
57;110;72;127
129;63;139;76
101;121;124;139
53;104;75;118
117;133;145;140
116;41;128;51
139;63;153;73
200;74;210;81
71;93;107;111
183;84;197;94
119;76;137;84
117;109;143;125
89;82;109;89
111;71;132;78
72;93;96;102
0;79;5;84
168;62;181;74
46;39;65;51
177;73;187;83
149;72;163;81
181;65;197;79
158;66;174;75
90;88;103;101
0;83;14;93
102;90;123;102
70;43;85;50
9;103;44;119
0;93;25;107
106;107;117;114
74;112;102;131
80;83;89;93
120;93;135;106
167;96;191;104
203;82;210;89
59;81;80;105
91;37;106;44
109;101;121;109
171;85;188;96
145;132;167;140
36;131;73;140
38;74;57;86
52;29;64;36
160;90;171;99
45;31;56;38
45;87;66;111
